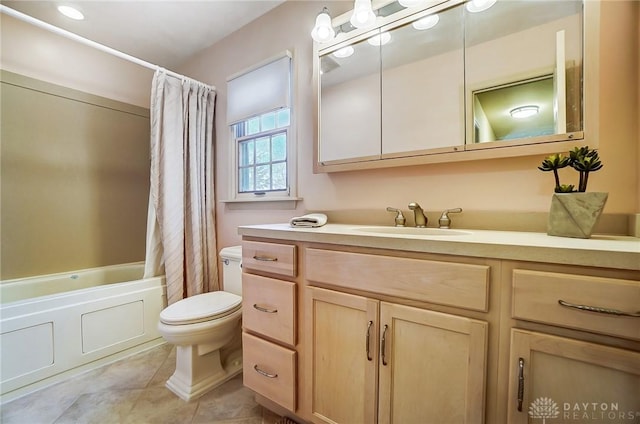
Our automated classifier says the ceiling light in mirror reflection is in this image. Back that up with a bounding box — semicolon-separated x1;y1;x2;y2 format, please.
412;14;440;30
57;5;84;20
367;32;391;46
333;46;355;58
466;0;497;13
510;105;540;119
399;0;427;8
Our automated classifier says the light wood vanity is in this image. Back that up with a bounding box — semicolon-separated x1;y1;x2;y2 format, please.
239;224;640;424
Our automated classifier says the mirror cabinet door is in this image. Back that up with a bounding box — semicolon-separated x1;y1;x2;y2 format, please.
319;33;382;164
465;0;583;146
381;5;465;157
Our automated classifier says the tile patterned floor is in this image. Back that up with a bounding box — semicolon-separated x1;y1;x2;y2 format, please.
1;344;281;424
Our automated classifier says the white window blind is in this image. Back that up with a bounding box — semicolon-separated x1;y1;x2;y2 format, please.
227;54;291;125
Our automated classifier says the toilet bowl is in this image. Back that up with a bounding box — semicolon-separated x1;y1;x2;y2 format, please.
157;246;243;401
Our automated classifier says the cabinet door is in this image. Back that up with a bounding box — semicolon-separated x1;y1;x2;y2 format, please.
378;302;488;424
507;329;640;424
307;287;379;424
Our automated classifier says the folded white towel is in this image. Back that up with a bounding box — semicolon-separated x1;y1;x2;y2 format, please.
289;213;328;228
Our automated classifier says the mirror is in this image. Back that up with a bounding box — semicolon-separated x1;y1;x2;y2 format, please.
465;0;583;146
319;33;381;164
381;5;464;157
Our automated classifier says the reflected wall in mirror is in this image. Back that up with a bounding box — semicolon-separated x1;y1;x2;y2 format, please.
319;33;381;163
381;5;464;157
465;0;583;146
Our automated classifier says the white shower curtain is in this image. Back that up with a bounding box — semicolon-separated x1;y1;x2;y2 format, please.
144;70;218;305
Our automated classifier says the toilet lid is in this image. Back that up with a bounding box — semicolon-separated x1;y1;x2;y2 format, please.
160;291;242;325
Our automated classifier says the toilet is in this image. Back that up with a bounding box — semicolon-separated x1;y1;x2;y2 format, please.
157;246;243;401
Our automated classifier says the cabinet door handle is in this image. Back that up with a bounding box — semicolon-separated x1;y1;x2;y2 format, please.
558;299;640;317
381;324;389;366
517;357;525;412
366;320;373;361
254;364;278;379
253;304;278;314
253;255;278;262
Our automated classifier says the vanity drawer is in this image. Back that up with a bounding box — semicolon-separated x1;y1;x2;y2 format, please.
242;241;297;277
242;273;296;346
512;269;640;340
305;248;490;312
242;332;296;411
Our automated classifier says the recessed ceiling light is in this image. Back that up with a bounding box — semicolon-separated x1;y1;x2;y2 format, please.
57;5;84;20
412;14;440;30
510;105;539;119
367;32;391;46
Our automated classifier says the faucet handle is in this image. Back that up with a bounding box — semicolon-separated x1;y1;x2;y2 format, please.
438;208;462;229
386;207;406;227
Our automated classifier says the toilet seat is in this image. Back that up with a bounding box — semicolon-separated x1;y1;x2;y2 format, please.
160;291;242;325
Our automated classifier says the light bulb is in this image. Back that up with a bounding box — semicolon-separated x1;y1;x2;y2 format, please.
399;0;426;7
350;0;376;29
412;14;439;30
466;0;497;13
311;8;336;43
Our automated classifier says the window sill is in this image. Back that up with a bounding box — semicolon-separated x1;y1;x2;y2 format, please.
220;197;302;210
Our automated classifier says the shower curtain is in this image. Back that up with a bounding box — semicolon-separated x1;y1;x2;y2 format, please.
144;70;218;305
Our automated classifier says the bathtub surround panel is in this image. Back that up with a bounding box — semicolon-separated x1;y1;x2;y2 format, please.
0;71;150;280
0;263;166;400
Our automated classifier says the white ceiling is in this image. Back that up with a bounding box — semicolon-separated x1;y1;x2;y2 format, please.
2;0;287;69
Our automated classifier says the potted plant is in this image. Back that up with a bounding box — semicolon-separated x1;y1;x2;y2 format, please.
538;146;607;238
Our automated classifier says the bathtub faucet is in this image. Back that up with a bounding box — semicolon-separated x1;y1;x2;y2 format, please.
408;202;427;228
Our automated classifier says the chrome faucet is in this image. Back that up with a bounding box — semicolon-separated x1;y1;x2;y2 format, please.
386;207;406;227
408;202;427;227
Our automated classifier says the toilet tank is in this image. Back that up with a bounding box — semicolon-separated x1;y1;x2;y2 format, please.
220;246;242;296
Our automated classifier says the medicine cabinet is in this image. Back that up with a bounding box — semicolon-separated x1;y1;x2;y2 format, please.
314;0;593;172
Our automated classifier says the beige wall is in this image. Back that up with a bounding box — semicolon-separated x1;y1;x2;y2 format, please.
179;0;640;249
0;15;153;279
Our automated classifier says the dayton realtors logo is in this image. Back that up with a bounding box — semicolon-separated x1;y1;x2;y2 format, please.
529;397;640;422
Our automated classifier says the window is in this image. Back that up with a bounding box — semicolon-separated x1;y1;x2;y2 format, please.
233;108;290;195
226;53;297;203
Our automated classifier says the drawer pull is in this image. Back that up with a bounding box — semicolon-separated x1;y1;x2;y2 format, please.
517;358;525;412
558;300;640;317
253;304;278;314
253;255;278;262
381;324;389;366
254;364;278;379
366;320;373;361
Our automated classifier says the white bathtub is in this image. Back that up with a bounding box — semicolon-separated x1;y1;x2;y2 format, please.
0;263;167;402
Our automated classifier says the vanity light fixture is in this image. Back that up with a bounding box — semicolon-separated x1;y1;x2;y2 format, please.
412;14;440;30
398;0;427;8
333;46;355;58
57;5;84;20
311;7;336;43
350;0;377;29
510;105;539;119
465;0;497;13
367;32;391;46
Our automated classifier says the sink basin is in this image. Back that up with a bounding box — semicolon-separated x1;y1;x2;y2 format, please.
353;226;471;236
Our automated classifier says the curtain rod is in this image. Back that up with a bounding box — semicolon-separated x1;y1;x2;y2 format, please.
1;5;216;91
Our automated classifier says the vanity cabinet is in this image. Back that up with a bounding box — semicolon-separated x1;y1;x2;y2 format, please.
504;265;640;423
241;240;298;411
305;248;490;424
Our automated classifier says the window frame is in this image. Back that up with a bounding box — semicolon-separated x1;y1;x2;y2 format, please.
224;51;299;205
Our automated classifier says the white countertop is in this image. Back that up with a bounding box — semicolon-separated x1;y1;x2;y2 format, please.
238;223;640;271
